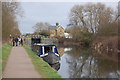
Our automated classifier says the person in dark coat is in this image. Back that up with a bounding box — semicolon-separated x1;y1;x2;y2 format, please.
20;38;23;46
15;37;18;46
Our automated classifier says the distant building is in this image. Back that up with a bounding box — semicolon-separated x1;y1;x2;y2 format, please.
49;23;65;38
64;33;72;38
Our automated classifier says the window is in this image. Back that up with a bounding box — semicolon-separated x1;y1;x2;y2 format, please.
60;30;62;32
44;46;53;53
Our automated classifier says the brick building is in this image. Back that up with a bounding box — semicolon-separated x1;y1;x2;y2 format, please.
49;23;65;37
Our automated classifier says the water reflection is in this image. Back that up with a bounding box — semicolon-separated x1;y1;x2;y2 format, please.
57;46;120;78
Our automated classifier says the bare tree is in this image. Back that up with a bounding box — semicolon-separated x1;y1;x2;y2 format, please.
69;3;117;43
33;22;51;32
69;3;115;34
2;1;23;41
0;2;2;41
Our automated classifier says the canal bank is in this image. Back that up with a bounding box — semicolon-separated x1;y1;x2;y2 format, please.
1;43;13;79
24;45;61;78
2;43;12;71
2;43;61;78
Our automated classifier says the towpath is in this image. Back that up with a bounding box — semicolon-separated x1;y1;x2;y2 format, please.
3;46;40;78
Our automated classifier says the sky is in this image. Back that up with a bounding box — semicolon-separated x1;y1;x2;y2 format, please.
18;1;119;34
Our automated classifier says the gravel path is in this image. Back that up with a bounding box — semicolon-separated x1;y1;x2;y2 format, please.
3;46;40;78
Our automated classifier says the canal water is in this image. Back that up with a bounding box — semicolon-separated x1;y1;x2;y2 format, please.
57;46;120;78
25;38;120;78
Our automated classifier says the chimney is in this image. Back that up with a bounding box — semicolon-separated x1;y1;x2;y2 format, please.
56;22;59;26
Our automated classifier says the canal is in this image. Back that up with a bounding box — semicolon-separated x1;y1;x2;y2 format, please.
25;38;120;78
57;46;120;78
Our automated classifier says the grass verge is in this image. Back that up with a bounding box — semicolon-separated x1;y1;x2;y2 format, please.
2;43;12;71
23;45;62;78
0;45;2;77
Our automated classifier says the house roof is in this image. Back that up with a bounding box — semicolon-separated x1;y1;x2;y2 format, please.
57;26;64;30
48;26;58;30
49;25;64;30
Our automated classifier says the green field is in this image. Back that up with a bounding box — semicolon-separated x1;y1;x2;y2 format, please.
24;45;62;78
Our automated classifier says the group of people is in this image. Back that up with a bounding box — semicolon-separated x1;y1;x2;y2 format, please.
12;36;23;46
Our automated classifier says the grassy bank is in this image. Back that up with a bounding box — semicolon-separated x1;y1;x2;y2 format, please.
0;45;2;77
2;43;12;71
23;45;61;78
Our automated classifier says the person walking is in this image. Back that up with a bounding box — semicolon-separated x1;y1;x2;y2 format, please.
15;37;18;46
20;38;23;46
18;37;21;46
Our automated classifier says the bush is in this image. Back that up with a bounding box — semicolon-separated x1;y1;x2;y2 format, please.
69;26;93;46
81;32;93;46
97;22;118;37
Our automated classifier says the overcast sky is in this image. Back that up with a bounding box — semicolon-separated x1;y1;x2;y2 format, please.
18;2;118;34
